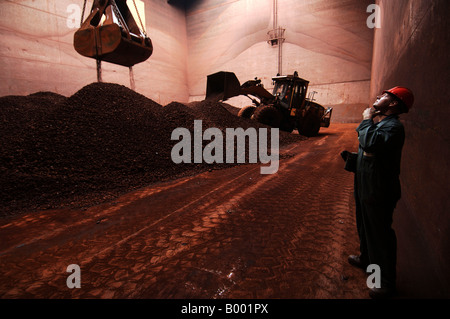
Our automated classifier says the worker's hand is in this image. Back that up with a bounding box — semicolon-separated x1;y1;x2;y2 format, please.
363;108;377;120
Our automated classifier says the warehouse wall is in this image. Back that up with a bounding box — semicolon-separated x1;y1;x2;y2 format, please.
1;0;373;121
0;0;189;105
370;0;450;297
186;0;374;123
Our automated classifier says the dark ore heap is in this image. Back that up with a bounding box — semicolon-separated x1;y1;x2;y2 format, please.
0;83;305;216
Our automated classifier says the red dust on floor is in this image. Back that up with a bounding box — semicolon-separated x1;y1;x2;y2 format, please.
0;123;370;299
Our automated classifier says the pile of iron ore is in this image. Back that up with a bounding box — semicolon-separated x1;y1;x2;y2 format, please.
0;82;304;216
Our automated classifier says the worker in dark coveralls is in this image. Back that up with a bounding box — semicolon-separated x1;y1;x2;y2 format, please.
348;87;414;299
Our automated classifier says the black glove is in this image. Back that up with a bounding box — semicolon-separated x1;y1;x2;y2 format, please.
341;150;349;161
340;150;357;173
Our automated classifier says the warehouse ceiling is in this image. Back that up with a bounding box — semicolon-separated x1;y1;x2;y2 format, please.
167;0;199;9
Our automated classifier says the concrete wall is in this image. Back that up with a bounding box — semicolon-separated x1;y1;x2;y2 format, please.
186;0;374;123
0;0;189;105
370;0;450;297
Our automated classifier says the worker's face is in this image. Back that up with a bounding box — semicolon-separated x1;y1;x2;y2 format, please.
373;93;396;111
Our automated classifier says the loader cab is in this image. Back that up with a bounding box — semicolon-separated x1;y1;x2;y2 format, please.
272;73;309;110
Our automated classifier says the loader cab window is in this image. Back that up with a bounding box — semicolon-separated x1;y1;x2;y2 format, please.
273;81;292;109
273;82;288;98
274;81;293;103
292;83;306;107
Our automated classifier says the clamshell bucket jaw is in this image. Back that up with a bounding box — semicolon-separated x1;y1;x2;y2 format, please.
74;0;153;67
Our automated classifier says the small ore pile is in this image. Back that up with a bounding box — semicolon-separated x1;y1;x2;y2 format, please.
0;83;304;217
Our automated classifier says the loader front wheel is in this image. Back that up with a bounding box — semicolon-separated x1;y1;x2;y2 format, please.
279;118;295;133
298;112;321;137
237;105;256;119
252;105;282;128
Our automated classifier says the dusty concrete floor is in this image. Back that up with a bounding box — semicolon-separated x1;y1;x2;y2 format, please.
0;123;372;299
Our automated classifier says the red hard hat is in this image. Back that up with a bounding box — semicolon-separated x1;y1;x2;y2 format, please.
383;86;414;112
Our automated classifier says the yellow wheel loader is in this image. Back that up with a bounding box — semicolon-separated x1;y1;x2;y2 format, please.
206;71;332;137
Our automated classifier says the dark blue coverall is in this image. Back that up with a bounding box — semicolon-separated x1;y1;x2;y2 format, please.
355;114;405;289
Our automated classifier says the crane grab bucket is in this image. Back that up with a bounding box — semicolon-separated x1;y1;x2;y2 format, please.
74;0;153;67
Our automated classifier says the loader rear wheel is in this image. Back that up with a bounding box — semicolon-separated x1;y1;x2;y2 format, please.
252;105;282;128
237;105;256;119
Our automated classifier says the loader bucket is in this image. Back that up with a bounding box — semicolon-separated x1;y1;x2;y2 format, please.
206;72;242;101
